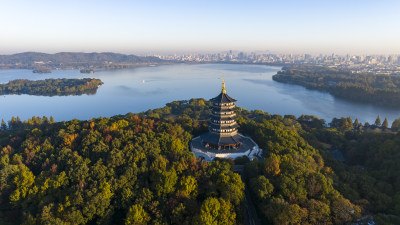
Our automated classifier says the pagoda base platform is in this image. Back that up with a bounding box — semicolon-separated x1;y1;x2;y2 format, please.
190;133;262;161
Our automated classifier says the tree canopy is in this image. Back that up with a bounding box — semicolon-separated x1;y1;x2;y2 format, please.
0;78;103;96
1;98;391;224
273;65;400;107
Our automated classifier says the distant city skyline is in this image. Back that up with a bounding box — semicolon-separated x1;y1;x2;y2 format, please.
1;0;400;55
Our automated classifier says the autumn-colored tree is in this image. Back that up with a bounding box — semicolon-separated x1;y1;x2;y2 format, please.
263;154;280;177
1;119;6;130
382;117;389;129
392;118;400;131
354;118;360;127
306;199;332;224
267;198;307;225
331;197;361;224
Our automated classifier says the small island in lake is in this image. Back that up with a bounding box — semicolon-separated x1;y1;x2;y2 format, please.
33;68;52;73
80;69;95;74
0;78;103;96
273;65;400;108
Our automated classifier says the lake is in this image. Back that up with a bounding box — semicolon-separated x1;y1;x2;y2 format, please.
0;63;399;125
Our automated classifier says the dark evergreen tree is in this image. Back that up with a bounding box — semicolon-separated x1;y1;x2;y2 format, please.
346;117;353;130
354;118;360;127
375;115;381;127
1;119;6;130
382;117;389;129
9;116;17;129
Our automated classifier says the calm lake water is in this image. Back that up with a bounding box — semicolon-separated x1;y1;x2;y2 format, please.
1;63;400;124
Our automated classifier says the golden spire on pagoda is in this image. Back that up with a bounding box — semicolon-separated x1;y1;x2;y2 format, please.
222;74;226;94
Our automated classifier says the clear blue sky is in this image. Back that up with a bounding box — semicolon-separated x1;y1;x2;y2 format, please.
0;0;399;55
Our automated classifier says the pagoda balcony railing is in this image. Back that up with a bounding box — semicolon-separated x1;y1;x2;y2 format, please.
219;131;238;136
213;102;234;107
212;111;236;116
211;114;237;120
210;127;238;134
210;119;236;125
211;113;237;118
209;129;238;136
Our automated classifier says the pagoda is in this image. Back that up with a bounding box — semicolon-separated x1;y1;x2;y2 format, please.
190;76;261;161
203;77;241;149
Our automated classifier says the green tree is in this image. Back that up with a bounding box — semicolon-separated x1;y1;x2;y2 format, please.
216;172;244;206
152;170;178;197
354;118;360;127
250;176;274;200
346;117;353;130
375;115;381;127
170;139;186;157
171;203;186;224
392;118;400;131
196;197;236;225
179;175;198;198
1;119;6;130
329;117;353;130
9;166;35;203
125;204;150;225
9;116;17;129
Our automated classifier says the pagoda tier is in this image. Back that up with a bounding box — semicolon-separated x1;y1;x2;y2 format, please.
209;122;239;131
203;77;241;149
212;107;236;113
210;114;237;121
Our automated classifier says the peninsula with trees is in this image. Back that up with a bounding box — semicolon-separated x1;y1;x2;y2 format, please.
272;65;400;107
0;78;103;96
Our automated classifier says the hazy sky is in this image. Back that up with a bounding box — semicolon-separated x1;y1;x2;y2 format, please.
0;0;399;55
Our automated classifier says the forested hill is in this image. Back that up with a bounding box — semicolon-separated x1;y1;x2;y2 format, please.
0;99;398;224
0;78;103;96
0;52;164;69
272;65;400;107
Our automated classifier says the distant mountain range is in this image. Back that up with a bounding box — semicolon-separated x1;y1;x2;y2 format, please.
0;52;164;69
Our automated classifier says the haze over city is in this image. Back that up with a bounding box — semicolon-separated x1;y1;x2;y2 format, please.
1;0;400;55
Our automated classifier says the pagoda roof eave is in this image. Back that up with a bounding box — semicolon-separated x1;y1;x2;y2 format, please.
202;133;241;145
210;115;237;120
210;92;237;103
